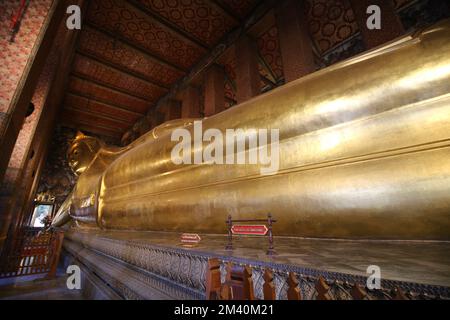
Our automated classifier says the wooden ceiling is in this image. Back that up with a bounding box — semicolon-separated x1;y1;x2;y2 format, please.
61;0;261;139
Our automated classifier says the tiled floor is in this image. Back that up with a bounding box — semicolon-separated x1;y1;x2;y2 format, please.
73;230;450;287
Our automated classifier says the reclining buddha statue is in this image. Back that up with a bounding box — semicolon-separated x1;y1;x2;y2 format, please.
52;19;450;240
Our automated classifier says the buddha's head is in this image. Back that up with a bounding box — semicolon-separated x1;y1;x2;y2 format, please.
67;131;102;176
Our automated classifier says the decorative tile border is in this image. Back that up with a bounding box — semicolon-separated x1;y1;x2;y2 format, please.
66;232;450;300
64;237;204;300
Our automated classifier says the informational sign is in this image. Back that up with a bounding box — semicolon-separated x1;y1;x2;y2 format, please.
231;225;268;236
180;233;202;246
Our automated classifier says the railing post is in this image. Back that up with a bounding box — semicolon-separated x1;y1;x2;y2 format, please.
266;213;276;255
220;262;253;300
216;262;233;300
220;262;239;300
243;265;255;300
392;287;409;300
205;258;222;300
225;214;233;250
263;268;276;300
351;283;367;300
316;276;332;300
287;272;302;300
46;230;64;279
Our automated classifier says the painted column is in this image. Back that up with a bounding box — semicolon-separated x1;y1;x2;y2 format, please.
162;99;182;122
235;35;261;104
349;0;404;49
204;64;225;117
181;86;201;118
276;0;315;82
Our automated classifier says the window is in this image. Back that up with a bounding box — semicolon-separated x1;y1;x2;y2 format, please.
30;203;54;228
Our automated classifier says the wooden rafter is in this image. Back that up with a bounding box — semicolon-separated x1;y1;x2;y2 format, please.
75;50;171;90
84;21;188;73
62;106;134;126
65;92;144;117
127;0;210;50
61;109;131;131
70;73;154;105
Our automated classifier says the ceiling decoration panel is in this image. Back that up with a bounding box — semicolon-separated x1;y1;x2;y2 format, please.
64;94;142;124
257;25;283;82
77;26;184;87
68;77;150;114
134;0;239;47
60;0;266;137
86;0;207;70
305;0;359;54
72;54;167;102
217;0;260;19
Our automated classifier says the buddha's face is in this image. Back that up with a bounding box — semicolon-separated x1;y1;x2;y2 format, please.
68;142;91;175
68;134;100;176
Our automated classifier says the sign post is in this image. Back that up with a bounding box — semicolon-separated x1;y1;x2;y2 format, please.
226;215;233;250
225;213;277;255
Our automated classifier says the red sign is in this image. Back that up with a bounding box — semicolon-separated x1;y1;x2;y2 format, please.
180;233;201;245
231;225;268;235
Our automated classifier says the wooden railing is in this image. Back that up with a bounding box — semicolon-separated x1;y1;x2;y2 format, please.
205;258;414;300
0;227;64;279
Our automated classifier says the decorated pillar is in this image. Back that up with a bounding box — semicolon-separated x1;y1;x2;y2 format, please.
235;35;261;104
275;0;315;82
204;64;225;117
145;110;156;130
181;86;201;118
349;0;404;49
161;99;182;122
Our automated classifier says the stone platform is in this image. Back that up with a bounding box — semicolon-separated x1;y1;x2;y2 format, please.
62;229;450;300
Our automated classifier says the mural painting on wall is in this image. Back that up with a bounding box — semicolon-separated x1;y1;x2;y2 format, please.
37;125;118;211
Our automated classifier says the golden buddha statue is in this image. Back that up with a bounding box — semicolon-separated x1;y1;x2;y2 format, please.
52;20;450;240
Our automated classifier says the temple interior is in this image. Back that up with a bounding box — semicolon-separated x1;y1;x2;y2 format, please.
0;0;450;301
